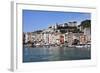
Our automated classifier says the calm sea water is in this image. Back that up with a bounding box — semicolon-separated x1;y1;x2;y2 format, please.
23;46;91;62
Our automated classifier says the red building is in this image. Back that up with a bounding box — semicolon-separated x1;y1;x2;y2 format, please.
60;35;64;44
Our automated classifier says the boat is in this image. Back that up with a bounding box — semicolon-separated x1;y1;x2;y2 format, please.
75;44;90;48
75;45;84;48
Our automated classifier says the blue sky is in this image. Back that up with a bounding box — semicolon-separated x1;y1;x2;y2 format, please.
23;10;91;32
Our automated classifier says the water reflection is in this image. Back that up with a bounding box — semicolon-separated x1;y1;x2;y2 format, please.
23;46;91;62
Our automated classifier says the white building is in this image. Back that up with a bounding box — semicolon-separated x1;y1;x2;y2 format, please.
84;28;91;43
68;21;77;27
25;33;29;43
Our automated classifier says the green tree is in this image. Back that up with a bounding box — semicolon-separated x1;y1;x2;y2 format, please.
80;20;91;29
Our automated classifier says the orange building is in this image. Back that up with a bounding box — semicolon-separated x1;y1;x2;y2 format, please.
79;35;86;44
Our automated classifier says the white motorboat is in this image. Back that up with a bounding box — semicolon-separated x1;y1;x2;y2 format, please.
75;44;90;48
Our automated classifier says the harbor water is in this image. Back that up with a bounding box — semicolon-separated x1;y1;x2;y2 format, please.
23;46;91;62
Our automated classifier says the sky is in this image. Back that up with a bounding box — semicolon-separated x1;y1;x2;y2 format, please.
23;10;91;32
